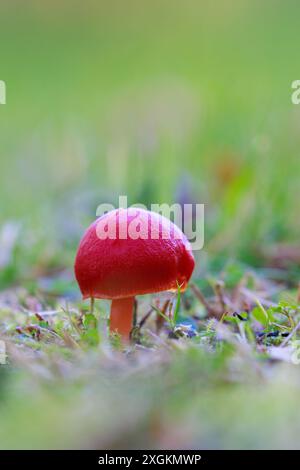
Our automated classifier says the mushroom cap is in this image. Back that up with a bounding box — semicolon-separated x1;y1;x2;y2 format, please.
74;208;195;300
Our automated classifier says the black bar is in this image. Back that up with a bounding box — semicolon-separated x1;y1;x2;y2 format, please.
0;450;299;466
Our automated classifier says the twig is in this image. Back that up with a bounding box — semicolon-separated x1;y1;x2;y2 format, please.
133;299;138;327
280;319;300;348
190;283;217;316
139;308;154;328
214;280;226;313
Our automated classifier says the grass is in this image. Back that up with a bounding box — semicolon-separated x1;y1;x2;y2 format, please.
0;251;299;449
0;0;300;449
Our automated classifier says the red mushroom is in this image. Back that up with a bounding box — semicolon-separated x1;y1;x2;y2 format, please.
74;208;195;342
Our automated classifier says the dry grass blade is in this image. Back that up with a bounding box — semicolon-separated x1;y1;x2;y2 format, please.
190;283;221;317
280;319;300;348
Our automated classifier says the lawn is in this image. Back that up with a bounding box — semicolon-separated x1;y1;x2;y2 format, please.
0;0;299;449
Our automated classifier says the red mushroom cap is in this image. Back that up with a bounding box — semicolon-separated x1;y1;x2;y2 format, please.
74;208;195;300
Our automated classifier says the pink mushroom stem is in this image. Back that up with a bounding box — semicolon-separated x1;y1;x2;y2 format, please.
110;297;135;342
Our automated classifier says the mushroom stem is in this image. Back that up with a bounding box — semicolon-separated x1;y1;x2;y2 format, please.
110;297;135;342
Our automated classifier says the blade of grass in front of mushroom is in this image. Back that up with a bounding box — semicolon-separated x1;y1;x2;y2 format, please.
152;305;173;329
173;281;182;325
151;283;182;333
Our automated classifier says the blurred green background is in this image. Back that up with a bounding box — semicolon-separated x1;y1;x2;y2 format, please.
0;0;300;450
0;0;299;266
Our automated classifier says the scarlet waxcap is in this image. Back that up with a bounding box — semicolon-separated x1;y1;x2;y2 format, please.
75;208;195;300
